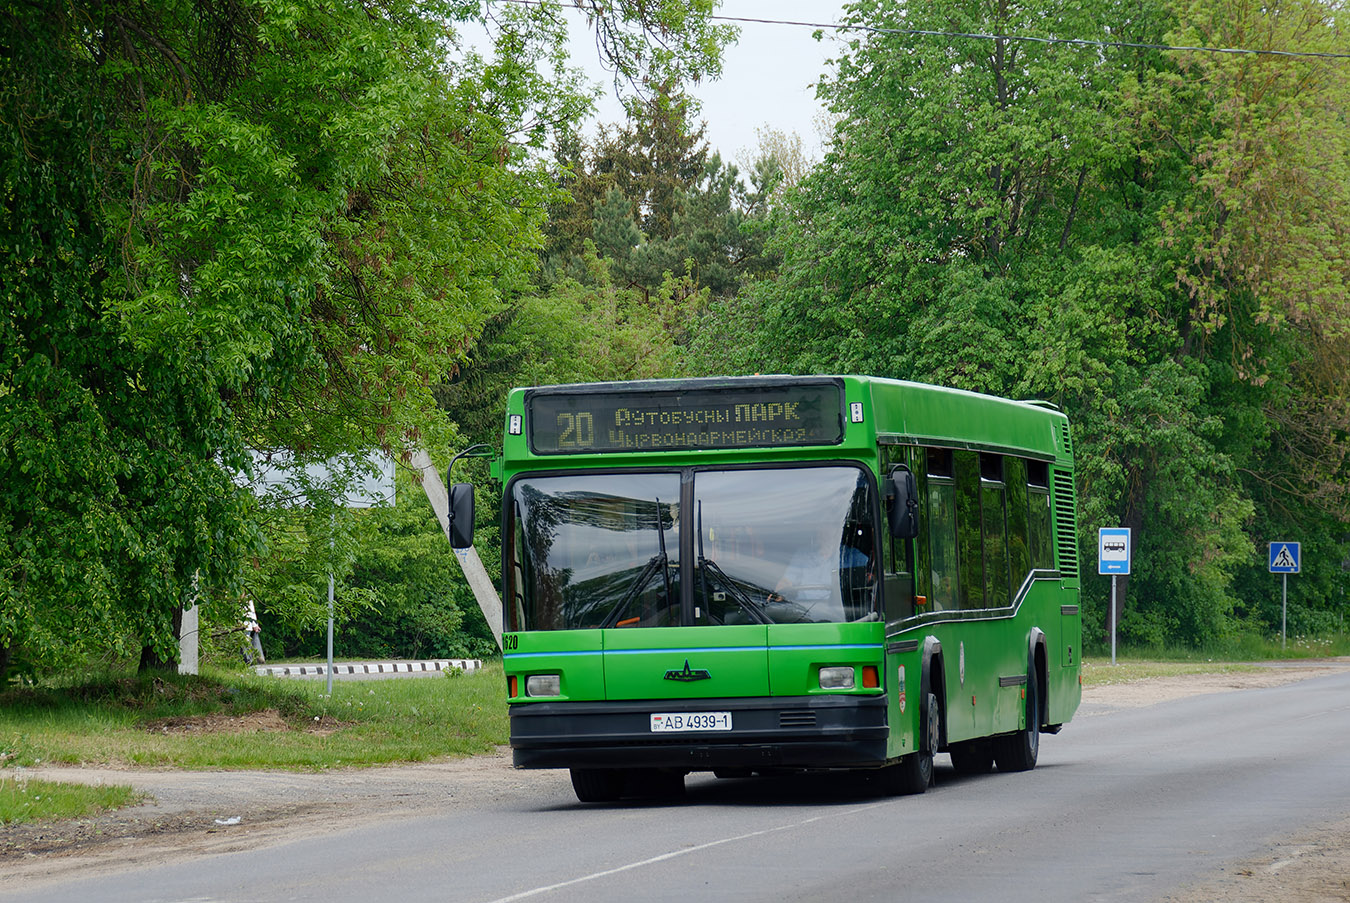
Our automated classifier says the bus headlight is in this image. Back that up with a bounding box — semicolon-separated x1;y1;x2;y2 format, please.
819;667;855;690
526;674;561;697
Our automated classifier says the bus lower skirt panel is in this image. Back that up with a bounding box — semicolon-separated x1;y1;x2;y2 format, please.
509;695;889;771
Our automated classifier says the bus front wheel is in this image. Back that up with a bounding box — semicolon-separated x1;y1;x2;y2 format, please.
630;769;686;800
570;767;625;803
884;690;939;795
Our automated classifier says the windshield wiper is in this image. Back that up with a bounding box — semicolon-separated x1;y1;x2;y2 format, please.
697;503;770;625
698;556;771;625
600;499;673;629
599;552;667;628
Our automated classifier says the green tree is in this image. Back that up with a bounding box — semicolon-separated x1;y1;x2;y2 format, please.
627;151;773;301
591;186;644;269
1;0;730;680
1160;0;1350;635
2;6;252;678
705;0;1350;646
541;90;778;318
540;87;711;286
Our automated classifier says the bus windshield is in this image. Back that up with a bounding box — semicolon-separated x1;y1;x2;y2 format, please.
506;466;877;630
508;473;681;631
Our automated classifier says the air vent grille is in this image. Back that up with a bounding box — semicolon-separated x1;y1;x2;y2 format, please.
780;711;817;729
1053;470;1080;579
1060;421;1073;456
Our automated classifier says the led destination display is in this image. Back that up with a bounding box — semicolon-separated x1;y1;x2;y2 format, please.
527;382;845;453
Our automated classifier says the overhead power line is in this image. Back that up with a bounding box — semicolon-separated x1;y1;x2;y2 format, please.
709;13;1350;61
490;1;1350;61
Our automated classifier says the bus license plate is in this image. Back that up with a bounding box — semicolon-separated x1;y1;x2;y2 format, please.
650;712;732;732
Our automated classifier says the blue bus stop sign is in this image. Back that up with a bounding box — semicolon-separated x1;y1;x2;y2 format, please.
1098;527;1131;575
1269;542;1301;574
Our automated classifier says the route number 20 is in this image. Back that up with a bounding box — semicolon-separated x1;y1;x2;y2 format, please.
556;412;595;448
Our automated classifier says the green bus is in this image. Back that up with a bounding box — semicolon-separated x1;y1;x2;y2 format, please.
449;375;1081;802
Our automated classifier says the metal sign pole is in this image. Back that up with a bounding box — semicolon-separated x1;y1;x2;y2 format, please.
1111;575;1117;666
326;571;335;695
1268;541;1301;650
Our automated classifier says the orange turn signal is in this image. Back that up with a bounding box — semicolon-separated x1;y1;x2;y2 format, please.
862;666;880;689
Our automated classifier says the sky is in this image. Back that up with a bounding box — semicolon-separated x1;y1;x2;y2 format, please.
566;1;850;165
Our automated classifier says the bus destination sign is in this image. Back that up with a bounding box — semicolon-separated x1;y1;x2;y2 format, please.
527;383;845;454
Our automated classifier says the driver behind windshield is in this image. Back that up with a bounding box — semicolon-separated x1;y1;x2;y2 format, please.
770;521;869;604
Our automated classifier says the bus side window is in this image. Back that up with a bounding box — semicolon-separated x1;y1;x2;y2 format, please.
1027;459;1054;569
955;450;984;610
1005;456;1031;589
981;453;1010;608
926;447;959;612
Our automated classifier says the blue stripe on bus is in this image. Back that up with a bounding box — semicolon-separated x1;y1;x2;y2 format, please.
768;644;884;653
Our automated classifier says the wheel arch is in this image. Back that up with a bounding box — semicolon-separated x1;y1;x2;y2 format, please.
1028;627;1048;730
920;636;947;750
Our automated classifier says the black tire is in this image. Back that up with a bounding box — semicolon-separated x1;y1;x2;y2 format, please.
882;690;939;795
994;669;1040;773
948;739;995;775
570;767;625;803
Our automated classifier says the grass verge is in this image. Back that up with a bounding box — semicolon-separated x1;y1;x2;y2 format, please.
0;661;508;772
0;777;141;826
1085;632;1350;663
1081;658;1263;687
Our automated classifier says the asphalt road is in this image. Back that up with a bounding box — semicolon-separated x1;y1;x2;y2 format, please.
7;670;1350;903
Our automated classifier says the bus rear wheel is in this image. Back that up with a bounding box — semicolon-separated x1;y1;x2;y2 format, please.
570;767;625;803
994;670;1040;772
948;739;995;775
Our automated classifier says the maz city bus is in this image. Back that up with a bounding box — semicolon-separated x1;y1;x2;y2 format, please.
447;375;1082;802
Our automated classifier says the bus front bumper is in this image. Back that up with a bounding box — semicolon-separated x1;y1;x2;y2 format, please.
509;695;889;771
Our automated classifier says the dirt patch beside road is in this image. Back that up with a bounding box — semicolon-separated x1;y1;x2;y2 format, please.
139;708;352;736
1;745;571;889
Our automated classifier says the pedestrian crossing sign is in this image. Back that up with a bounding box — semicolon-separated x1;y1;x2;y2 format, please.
1268;542;1301;574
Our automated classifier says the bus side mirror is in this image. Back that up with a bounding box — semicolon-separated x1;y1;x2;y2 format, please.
887;466;919;539
448;482;475;549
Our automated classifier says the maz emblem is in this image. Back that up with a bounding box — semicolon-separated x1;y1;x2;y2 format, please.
664;659;712;682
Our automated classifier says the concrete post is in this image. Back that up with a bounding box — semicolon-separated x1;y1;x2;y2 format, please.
412;448;504;650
